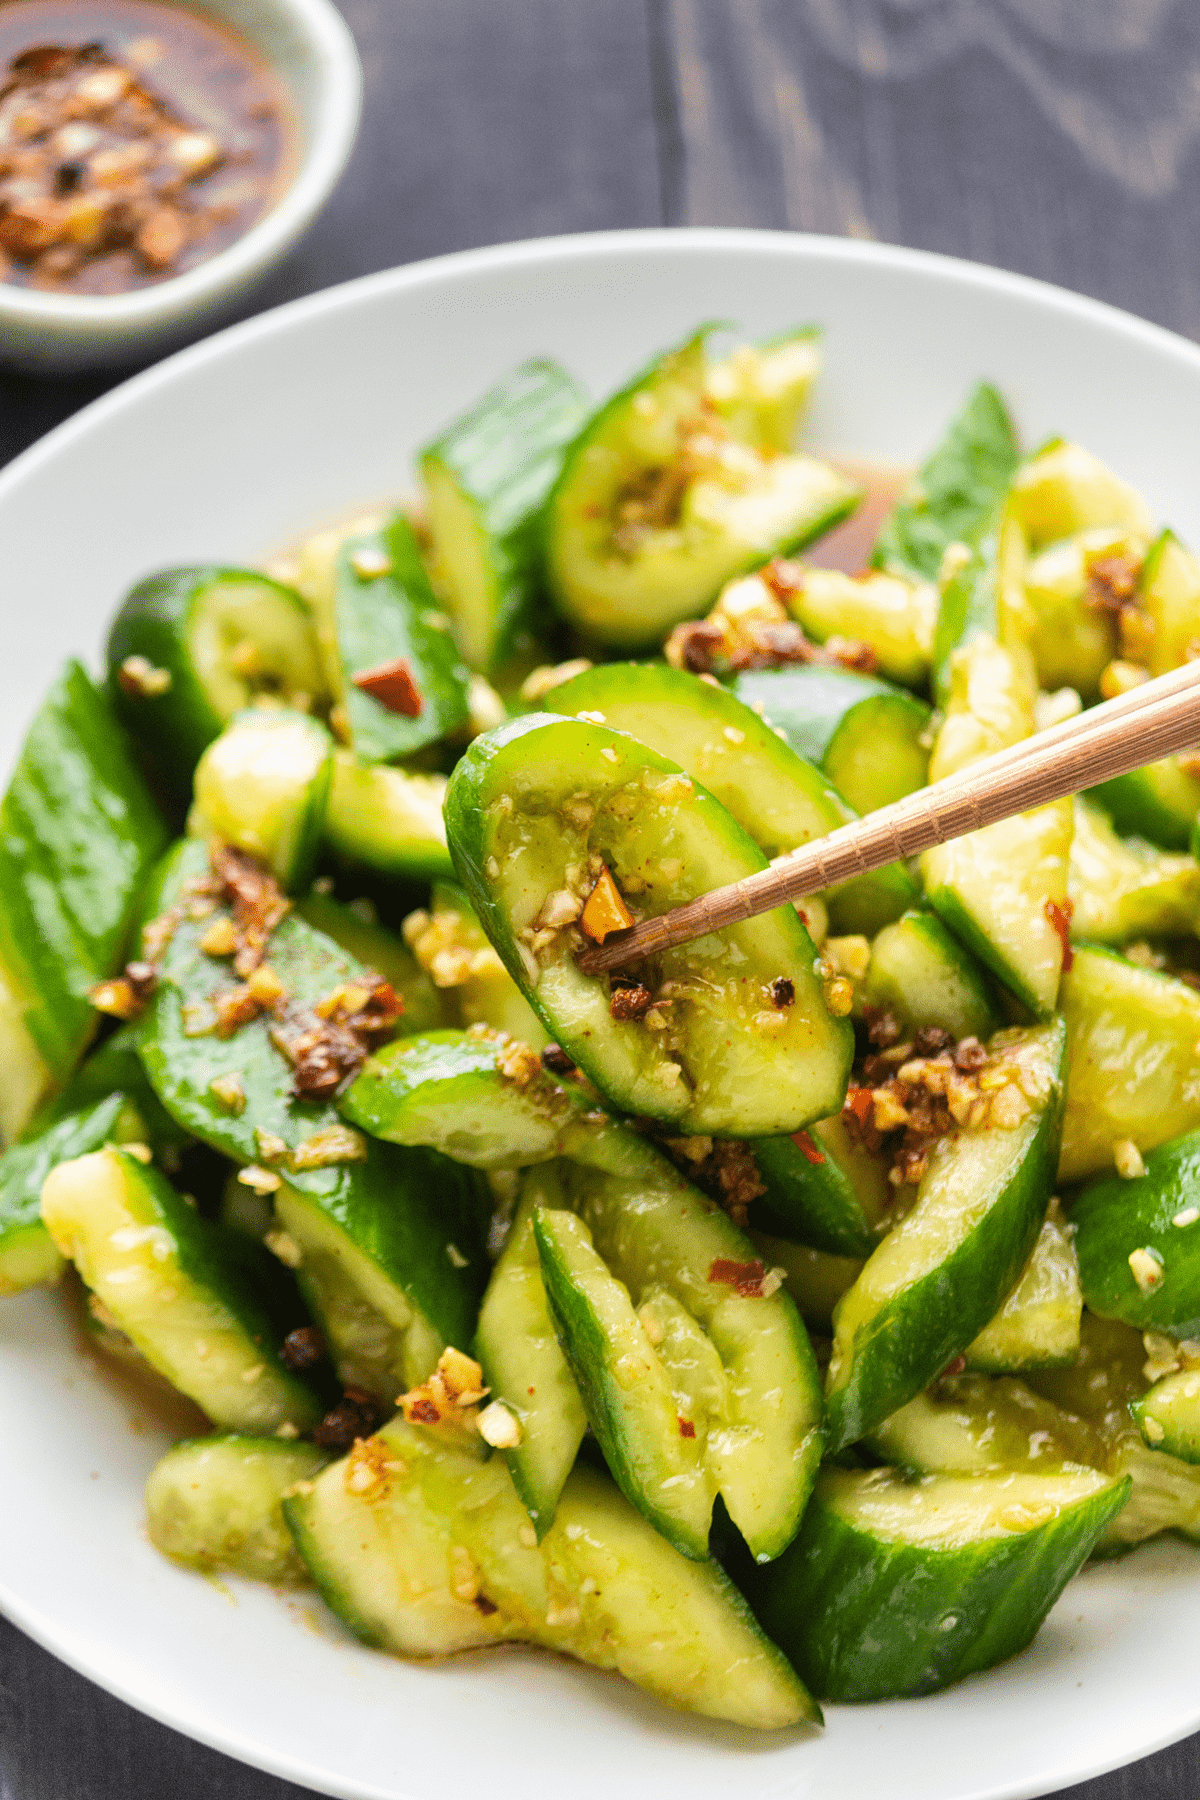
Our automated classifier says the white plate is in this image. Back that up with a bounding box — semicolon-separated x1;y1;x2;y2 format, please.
2;228;1200;1800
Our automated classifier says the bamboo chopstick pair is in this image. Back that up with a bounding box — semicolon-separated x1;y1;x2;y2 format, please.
576;659;1200;976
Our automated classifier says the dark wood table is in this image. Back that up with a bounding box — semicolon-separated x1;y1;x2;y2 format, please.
3;3;1199;1794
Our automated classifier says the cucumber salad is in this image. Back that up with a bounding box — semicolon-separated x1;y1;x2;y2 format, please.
8;323;1200;1733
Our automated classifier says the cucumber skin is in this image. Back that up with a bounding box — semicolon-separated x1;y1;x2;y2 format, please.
748;1468;1130;1701
1090;760;1200;853
872;383;1020;584
0;1092;131;1295
146;1435;329;1584
336;516;471;762
0;660;169;1080
730;666;931;814
749;1133;878;1259
1071;1128;1200;1337
825;1020;1067;1453
1131;1373;1200;1463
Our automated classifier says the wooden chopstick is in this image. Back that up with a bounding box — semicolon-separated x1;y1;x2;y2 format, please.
576;661;1200;975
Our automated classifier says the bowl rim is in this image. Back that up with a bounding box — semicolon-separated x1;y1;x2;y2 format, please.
4;227;1200;1800
0;0;362;336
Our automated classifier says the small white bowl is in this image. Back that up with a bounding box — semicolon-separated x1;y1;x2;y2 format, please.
0;0;362;372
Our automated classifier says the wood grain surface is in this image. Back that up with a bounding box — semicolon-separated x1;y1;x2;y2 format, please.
4;2;1200;1796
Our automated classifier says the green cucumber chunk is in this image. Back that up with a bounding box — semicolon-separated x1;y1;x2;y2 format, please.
825;1020;1067;1452
1009;441;1151;548
41;1146;321;1432
858;908;1002;1042
731;665;931;815
782;567;937;688
284;1418;815;1727
1132;1371;1200;1462
1090;756;1200;854
748;1463;1127;1702
535;1205;713;1559
31;1022;189;1159
444;712;853;1137
872;383;1021;584
1023;528;1142;697
342;1027;588;1169
555;1125;823;1562
295;893;447;1035
401;881;546;1046
1028;1311;1200;1549
749;1113;889;1258
1067;798;1200;943
1141;529;1200;677
0;659;169;1110
474;1172;587;1536
1057;946;1200;1184
703;324;822;450
190;708;333;891
323;751;452;882
548;660;917;937
0;1091;140;1297
106;566;327;781
136;840;485;1394
420;358;589;673
748;1229;861;1330
542;330;859;647
964;1201;1082;1373
1070;1127;1200;1338
866;1371;1105;1476
146;1434;329;1583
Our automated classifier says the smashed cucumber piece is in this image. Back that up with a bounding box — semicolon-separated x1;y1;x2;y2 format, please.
41;1146;322;1434
748;1229;861;1331
746;1462;1128;1702
295;892;447;1036
1132;1371;1200;1463
146;1435;329;1584
322;752;453;883
749;1114;890;1259
0;1091;144;1297
1071;1127;1200;1339
1024;527;1144;697
444;712;853;1137
703;324;822;450
284;1421;816;1728
400;881;546;1047
964;1201;1082;1373
824;1020;1066;1452
857;908;1001;1044
190;708;334;892
548;661;917;935
783;567;937;689
1009;441;1152;548
1067;798;1200;944
542;330;859;647
866;1371;1105;1477
1141;528;1200;677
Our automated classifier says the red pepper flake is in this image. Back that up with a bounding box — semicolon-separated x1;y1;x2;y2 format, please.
845;1085;874;1127
407;1397;440;1424
678;1416;696;1439
940;1355;967;1380
709;1257;767;1297
791;1129;826;1165
352;657;424;718
1044;897;1075;972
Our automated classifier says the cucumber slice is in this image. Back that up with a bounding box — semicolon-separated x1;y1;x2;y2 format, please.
858;908;1002;1042
1057;946;1200;1183
872;383;1021;584
703;325;822;450
295;893;448;1035
556;1125;823;1562
965;1201;1082;1373
107;567;328;781
1024;527;1142;697
1071;1127;1200;1338
402;881;546;1047
1028;1311;1200;1549
931;515;1031;707
1009;441;1152;548
747;1229;861;1331
1141;528;1200;677
866;1371;1104;1476
137;840;485;1394
1090;754;1200;853
825;1020;1067;1452
1132;1371;1200;1462
31;1022;190;1159
190;708;334;891
0;1092;137;1297
535;1205;713;1558
343;1027;589;1169
542;330;859;647
731;666;931;815
146;1435;329;1583
323;751;453;882
1067;798;1200;943
782;567;937;688
420;358;589;673
41;1146;321;1432
475;1173;587;1536
285;1421;815;1727
445;712;853;1137
0;660;169;1105
749;1113;889;1258
305;515;470;762
547;661;917;935
749;1462;1127;1702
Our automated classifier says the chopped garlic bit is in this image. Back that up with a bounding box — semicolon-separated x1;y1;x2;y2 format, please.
122;1142;153;1164
1114;1138;1146;1180
823;935;871;981
1129;1246;1165;1293
349;544;393;580
519;658;593;702
1173;1206;1200;1229
240;1164;283;1195
477;1401;522;1449
1142;1414;1166;1445
467;674;507;735
117;654;172;699
255;1129;289;1164
264;1229;303;1270
290;1123;368;1170
398;1346;490;1428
